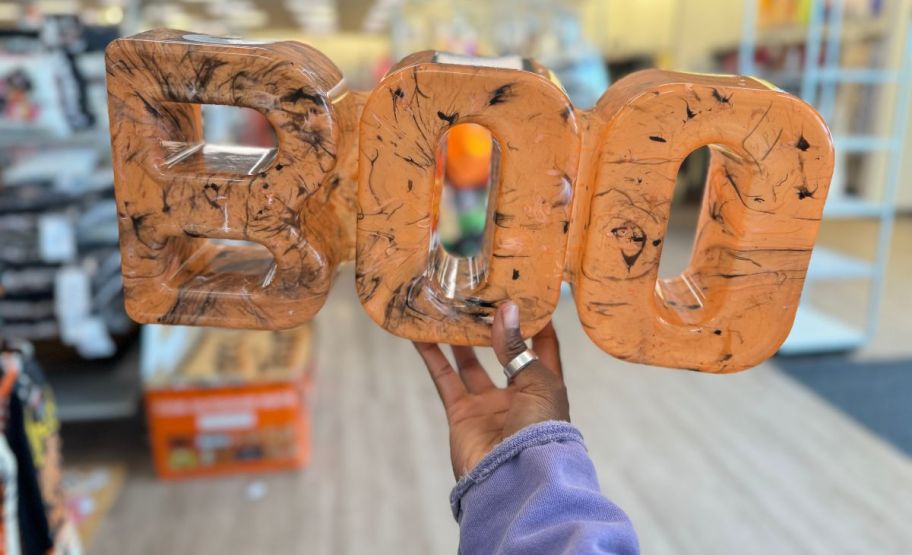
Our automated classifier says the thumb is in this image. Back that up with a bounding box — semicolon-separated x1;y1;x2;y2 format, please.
492;302;566;407
492;302;530;366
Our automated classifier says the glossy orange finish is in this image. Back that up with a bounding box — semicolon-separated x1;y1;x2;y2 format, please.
356;54;580;344
106;29;361;329
571;71;834;372
106;31;835;372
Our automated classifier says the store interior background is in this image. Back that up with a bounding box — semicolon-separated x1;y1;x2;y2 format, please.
1;0;911;553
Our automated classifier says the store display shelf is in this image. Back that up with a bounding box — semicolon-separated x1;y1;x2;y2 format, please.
806;246;873;281
833;135;896;153
755;23;807;46
750;18;887;49
822;197;886;219
48;345;141;422
817;67;898;84
779;306;866;355
765;70;803;90
0;129;109;150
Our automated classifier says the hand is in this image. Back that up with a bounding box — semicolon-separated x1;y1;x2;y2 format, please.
414;301;570;480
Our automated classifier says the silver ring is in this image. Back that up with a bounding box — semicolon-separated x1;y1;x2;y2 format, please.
503;349;538;380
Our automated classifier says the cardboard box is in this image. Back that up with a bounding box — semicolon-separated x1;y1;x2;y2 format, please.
144;325;313;479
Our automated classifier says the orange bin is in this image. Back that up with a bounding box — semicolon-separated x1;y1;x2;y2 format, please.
144;326;314;479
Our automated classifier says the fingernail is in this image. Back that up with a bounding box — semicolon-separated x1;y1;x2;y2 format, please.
503;302;519;330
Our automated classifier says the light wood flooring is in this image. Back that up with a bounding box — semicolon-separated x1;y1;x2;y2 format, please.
67;217;912;555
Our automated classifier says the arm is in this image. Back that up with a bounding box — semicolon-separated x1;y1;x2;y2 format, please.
413;302;639;555
453;421;638;555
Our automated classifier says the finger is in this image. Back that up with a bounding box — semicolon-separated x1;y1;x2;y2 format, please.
413;342;466;408
532;321;562;378
451;345;495;393
492;302;529;366
493;303;559;389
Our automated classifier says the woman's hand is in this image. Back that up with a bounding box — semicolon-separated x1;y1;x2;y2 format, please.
414;302;570;479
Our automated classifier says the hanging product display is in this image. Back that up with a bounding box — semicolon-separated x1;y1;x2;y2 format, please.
0;343;78;555
105;30;835;372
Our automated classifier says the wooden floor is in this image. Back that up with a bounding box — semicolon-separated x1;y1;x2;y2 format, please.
69;218;912;555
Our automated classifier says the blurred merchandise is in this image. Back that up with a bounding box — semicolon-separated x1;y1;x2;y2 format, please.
0;18;127;360
438;123;497;257
728;0;889;95
142;325;315;479
393;1;609;107
0;54;71;136
390;1;609;259
757;0;813;27
62;465;124;550
444;123;493;188
0;341;83;555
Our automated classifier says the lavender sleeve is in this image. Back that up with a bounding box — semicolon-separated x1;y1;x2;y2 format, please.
450;421;639;555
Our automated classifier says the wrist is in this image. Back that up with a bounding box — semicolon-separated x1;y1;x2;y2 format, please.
450;420;584;520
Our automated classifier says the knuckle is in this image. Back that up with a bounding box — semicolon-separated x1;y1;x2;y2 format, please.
455;352;477;368
506;336;527;355
430;363;451;379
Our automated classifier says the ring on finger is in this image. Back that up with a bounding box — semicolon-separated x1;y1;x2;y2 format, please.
503;349;538;380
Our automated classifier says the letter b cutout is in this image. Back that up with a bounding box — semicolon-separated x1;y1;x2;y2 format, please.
106;30;354;329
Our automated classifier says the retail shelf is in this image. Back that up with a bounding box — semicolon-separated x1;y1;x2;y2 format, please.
806;246;873;281
48;345;141;422
755;23;808;47
823;197;886;219
765;70;803;90
817;67;899;84
745;18;887;50
0;128;108;150
741;0;912;356
779;306;866;355
833;135;896;153
3;147;100;186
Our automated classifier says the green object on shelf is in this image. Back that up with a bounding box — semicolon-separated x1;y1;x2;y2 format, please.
459;209;487;235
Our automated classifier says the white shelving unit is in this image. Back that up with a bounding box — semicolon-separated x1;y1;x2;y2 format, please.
782;306;869;354
806;247;873;281
740;0;912;355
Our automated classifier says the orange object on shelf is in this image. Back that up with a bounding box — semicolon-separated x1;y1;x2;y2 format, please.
145;326;314;479
445;123;494;189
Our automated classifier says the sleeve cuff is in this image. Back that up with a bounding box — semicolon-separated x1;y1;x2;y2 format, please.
449;420;585;520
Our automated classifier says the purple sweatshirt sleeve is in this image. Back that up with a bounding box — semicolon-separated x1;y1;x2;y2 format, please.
451;421;639;555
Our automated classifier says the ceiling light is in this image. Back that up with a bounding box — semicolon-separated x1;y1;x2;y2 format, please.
101;5;123;24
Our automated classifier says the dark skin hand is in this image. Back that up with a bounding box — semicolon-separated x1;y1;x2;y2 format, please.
414;301;571;479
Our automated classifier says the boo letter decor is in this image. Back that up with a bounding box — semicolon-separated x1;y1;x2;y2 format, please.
106;30;834;372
